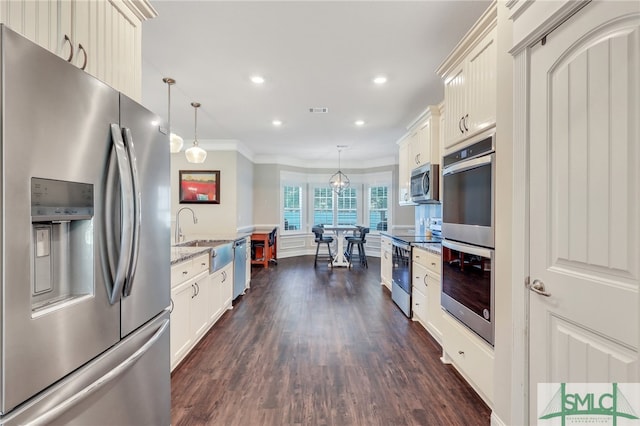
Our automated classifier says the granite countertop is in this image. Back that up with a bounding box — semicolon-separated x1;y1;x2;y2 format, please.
170;246;212;265
412;242;442;255
380;231;442;255
380;231;442;244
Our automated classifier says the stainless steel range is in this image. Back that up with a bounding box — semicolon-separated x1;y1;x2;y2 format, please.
387;231;442;318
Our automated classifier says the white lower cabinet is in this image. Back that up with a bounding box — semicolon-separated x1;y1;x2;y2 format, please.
411;247;442;343
411;286;427;326
441;312;494;407
380;236;392;290
170;254;233;371
208;264;233;325
170;277;196;369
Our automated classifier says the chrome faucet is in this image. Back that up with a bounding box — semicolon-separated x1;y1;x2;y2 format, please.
175;207;198;243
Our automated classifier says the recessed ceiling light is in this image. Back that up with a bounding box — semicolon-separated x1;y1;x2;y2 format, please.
250;75;265;84
373;75;387;85
355;120;365;126
272;120;282;127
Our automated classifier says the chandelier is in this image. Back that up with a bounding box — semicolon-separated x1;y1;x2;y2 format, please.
329;146;350;194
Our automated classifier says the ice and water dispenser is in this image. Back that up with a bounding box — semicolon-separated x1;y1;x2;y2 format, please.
31;178;94;314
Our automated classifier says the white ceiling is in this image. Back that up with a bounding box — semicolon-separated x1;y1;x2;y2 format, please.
141;1;491;168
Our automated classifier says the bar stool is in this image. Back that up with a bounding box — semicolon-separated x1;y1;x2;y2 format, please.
346;226;369;268
312;226;333;268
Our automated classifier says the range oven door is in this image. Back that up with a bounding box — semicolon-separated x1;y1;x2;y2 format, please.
391;240;412;317
442;133;494;248
441;239;494;345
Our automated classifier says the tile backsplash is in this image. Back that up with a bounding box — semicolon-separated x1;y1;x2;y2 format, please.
415;204;442;235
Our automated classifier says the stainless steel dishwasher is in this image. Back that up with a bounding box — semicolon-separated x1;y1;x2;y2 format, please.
232;238;247;300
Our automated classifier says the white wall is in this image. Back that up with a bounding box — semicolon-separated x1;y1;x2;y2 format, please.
170;151;238;238
236;152;254;231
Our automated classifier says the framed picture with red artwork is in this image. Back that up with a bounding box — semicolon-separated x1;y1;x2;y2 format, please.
179;170;220;204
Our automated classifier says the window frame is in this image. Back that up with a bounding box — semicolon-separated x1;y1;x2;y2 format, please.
281;171;392;233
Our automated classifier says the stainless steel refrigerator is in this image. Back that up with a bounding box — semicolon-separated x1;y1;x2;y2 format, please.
0;25;171;425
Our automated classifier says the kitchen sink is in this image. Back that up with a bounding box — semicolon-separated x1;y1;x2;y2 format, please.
175;240;233;273
175;239;229;248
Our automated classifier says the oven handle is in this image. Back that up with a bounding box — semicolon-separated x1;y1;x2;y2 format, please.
443;153;493;176
442;239;493;259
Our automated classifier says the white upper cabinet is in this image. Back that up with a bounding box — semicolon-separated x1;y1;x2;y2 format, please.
0;0;156;101
398;105;441;205
409;105;441;167
398;138;413;206
438;4;497;149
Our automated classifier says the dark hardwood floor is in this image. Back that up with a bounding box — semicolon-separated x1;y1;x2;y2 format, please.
171;256;491;426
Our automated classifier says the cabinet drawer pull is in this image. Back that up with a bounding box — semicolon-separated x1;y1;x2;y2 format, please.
201;262;207;267
63;34;74;62
78;43;87;70
431;262;436;267
182;271;188;275
458;350;465;355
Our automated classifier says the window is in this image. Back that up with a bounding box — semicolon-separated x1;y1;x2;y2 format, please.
369;186;388;231
337;188;357;225
283;185;302;231
281;171;391;232
313;187;333;226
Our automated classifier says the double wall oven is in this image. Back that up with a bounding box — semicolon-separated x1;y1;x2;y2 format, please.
441;130;495;345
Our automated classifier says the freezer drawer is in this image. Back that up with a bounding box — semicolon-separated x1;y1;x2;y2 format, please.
0;312;171;426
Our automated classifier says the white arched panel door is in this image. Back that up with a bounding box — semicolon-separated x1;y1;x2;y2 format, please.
529;1;639;423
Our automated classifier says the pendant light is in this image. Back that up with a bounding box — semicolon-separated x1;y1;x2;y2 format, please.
162;77;184;153
185;102;207;163
329;146;350;194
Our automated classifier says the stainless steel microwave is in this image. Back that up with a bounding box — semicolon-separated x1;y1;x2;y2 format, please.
410;163;439;203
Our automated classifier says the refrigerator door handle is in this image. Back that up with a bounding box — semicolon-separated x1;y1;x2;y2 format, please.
122;127;142;297
109;123;135;304
23;319;170;426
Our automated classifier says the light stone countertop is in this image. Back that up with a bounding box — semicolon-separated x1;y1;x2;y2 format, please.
170;246;212;265
411;243;442;256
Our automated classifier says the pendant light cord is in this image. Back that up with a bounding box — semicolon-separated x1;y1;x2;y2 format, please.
191;102;201;147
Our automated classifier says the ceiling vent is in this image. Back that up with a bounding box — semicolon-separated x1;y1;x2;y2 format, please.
309;107;329;113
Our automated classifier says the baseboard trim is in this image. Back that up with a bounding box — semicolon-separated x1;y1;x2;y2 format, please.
490;411;506;426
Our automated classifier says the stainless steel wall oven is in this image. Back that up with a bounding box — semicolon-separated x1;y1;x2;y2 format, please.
441;239;494;345
442;131;495;248
441;129;496;345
